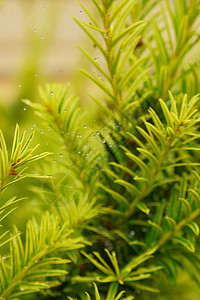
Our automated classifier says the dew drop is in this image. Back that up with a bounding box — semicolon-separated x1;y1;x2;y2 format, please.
33;29;37;32
35;74;38;77
59;153;63;157
18;84;21;88
30;127;33;130
89;146;92;150
80;10;83;14
41;36;44;39
51;91;54;95
64;109;66;113
23;107;26;111
79;134;82;138
86;152;88;156
103;129;106;132
96;131;100;135
42;7;46;11
1;256;6;260
93;135;96;138
78;151;81;154
46;142;48;145
76;134;79;137
33;124;36;127
20;288;25;291
102;138;106;143
61;131;64;134
54;160;56;163
84;124;87;128
98;75;102;79
130;230;135;237
40;130;43;134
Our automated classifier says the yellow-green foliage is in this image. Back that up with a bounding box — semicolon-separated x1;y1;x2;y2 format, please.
0;1;200;299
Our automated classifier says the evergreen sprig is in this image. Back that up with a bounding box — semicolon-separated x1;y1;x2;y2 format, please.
1;0;200;299
0;124;49;194
0;212;85;299
23;83;103;198
143;0;200;99
74;0;150;127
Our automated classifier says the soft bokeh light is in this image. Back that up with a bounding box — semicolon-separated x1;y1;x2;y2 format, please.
0;0;92;104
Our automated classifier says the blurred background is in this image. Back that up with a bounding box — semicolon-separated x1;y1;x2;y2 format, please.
0;0;97;132
0;0;81;98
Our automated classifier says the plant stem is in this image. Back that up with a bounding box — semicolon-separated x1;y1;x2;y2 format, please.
102;2;126;129
123;139;173;221
1;242;54;298
155;208;200;251
47;106;93;194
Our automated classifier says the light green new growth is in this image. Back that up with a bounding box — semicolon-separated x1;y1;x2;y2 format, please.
0;125;49;193
1;0;200;299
